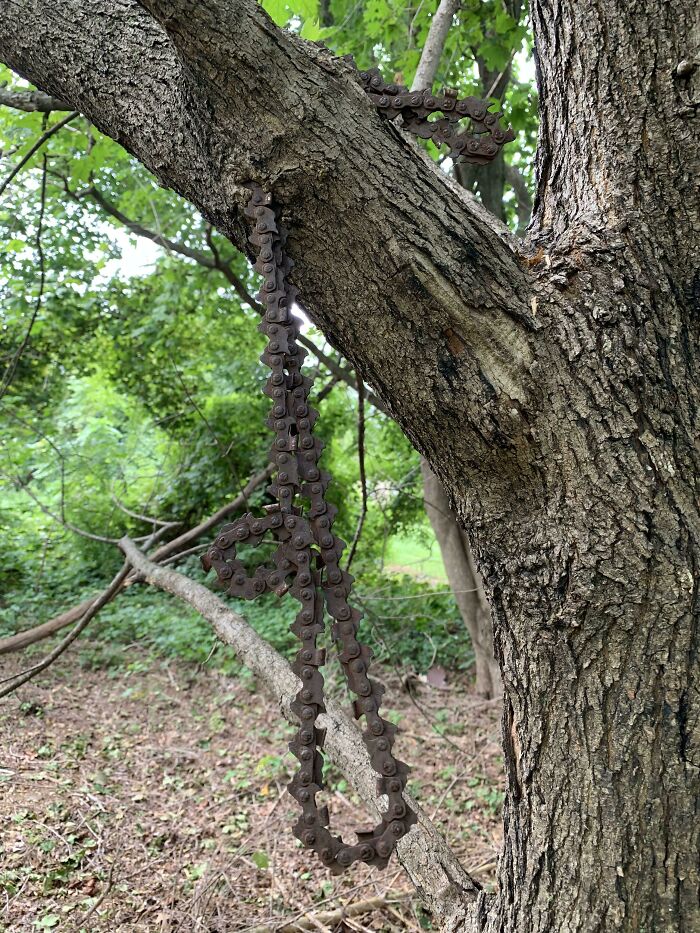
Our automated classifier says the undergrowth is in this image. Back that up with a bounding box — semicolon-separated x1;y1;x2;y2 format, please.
0;555;474;677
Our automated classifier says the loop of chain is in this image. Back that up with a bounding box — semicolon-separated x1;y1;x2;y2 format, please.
351;61;515;164
202;187;416;873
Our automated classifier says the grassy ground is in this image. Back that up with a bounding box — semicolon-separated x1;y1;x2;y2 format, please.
384;533;447;584
1;652;503;932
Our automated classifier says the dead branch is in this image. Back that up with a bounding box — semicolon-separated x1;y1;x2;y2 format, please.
246;894;410;933
0;562;130;699
0;463;273;656
117;536;487;931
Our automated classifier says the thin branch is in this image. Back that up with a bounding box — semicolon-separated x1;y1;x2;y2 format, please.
80;179;391;413
0;562;130;699
0;109;78;197
81;861;116;923
484;47;517;101
245;895;410;933
85;186;216;266
410;0;461;92
0;462;275;656
345;374;367;571
0;86;72;113
109;491;180;528
0;151;48;400
170;359;252;507
505;162;533;233
2;470;127;544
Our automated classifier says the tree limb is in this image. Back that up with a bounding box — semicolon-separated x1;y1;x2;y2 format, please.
0;85;72;112
411;0;460;92
0;462;274;656
0;0;536;510
0;561;131;699
118;535;489;931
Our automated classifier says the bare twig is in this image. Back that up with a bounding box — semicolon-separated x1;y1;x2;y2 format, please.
0;109;78;197
484;47;517;102
110;490;180;528
0;151;48;400
0;462;275;655
0;562;130;699
345;374;367;571
81;860;116;923
86;185;216;267
1;469;141;545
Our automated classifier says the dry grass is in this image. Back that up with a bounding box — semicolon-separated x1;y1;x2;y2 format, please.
1;651;503;932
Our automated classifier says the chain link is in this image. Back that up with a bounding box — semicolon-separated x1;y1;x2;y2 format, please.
350;61;515;163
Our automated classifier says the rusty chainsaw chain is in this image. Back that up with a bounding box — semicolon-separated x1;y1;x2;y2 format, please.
202;65;513;873
202;187;416;873
352;61;515;164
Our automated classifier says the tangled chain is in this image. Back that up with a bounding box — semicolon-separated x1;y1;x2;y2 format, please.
202;188;416;873
202;66;514;872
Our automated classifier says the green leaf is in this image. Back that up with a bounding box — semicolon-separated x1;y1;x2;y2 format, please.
252;851;270;870
35;916;60;929
261;0;289;26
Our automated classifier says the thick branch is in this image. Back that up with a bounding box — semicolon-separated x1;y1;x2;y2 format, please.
0;0;536;507
411;0;460;92
119;536;488;932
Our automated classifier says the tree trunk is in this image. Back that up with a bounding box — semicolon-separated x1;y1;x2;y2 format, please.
421;458;501;698
1;1;698;930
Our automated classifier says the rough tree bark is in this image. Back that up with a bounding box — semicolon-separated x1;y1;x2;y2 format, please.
1;2;698;931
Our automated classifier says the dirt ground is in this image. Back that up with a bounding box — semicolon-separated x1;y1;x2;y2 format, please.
1;652;503;932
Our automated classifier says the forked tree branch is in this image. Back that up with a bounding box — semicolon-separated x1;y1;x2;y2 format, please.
0;109;78;197
0;562;131;698
118;536;488;931
0;462;274;655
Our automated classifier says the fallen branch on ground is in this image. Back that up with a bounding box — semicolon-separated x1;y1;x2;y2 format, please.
246;893;410;933
118;536;486;931
0;463;274;656
0;562;130;699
